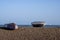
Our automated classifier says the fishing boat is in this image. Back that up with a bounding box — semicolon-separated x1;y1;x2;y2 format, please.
31;21;45;27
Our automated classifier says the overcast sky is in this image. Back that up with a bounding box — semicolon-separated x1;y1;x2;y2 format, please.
0;0;60;25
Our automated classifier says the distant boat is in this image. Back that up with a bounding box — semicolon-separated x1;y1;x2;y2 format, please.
31;21;45;27
4;23;18;30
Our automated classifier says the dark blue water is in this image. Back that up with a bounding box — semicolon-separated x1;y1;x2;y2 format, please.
45;25;60;28
18;25;60;28
0;25;60;28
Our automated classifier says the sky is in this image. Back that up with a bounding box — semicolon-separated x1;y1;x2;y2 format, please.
0;0;60;25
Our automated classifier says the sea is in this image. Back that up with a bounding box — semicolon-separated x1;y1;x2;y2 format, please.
0;25;60;28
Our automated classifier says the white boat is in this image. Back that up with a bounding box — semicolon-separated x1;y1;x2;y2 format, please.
31;21;45;27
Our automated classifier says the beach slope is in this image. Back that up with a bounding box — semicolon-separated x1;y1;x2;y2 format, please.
0;27;60;40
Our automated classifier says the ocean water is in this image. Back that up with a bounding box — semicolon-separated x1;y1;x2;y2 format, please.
18;25;60;28
0;25;60;28
45;25;60;28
